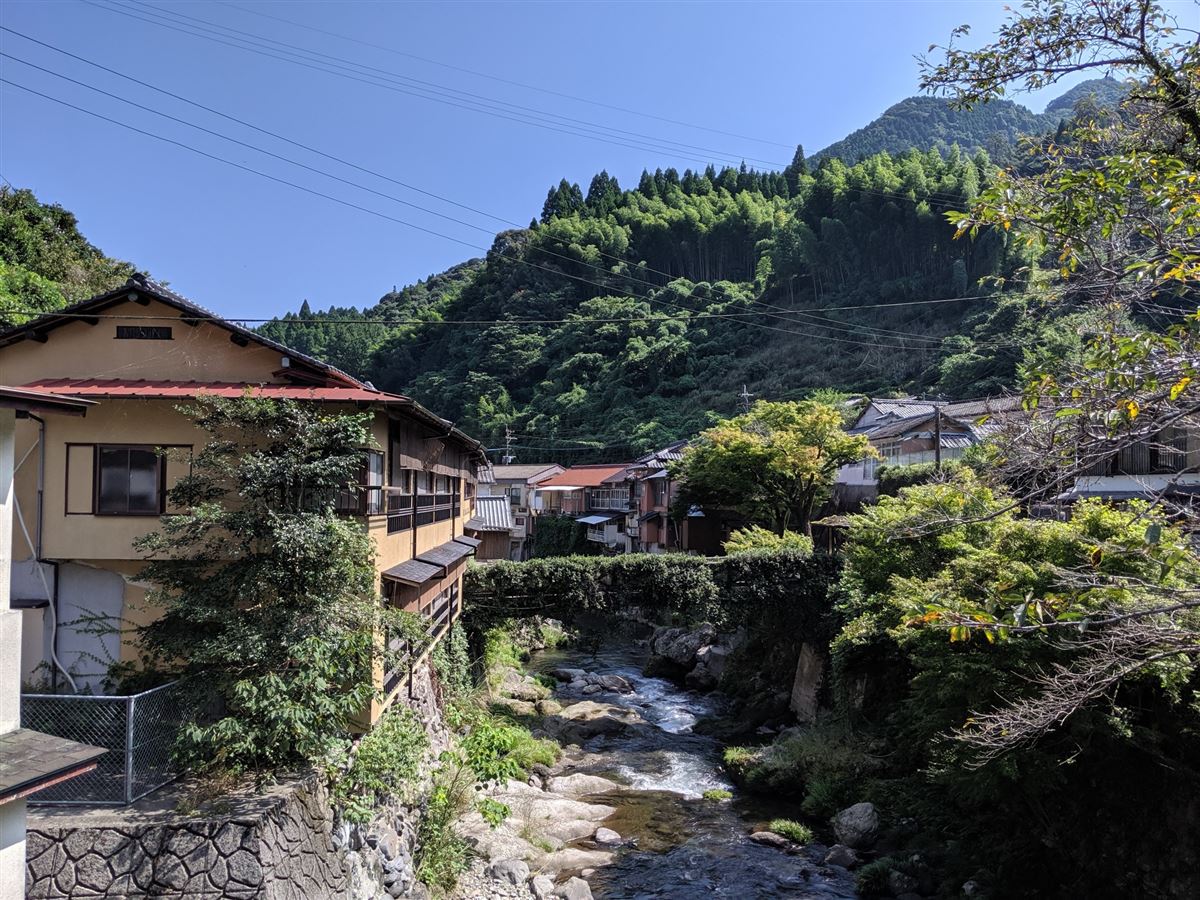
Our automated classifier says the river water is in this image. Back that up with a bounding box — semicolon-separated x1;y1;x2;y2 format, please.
529;644;859;900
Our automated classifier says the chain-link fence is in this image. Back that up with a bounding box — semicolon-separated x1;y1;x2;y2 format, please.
21;682;183;805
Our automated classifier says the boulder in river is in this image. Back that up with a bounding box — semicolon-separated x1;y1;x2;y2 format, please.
546;773;622;796
499;667;550;701
553;667;588;682
593;826;623;846
823;843;860;868
543;700;642;743
530;874;555;899
685;644;730;691
748;830;794;850
832;802;880;849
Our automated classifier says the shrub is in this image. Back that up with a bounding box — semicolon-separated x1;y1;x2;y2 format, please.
723;525;814;555
461;716;557;783
333;708;427;824
702;788;733;801
432;626;473;703
856;857;898;896
875;460;962;496
768;819;814;843
415;761;472;890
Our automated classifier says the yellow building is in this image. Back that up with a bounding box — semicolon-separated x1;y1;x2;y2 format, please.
0;275;486;717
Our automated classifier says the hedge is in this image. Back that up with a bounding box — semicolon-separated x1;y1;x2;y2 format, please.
464;550;840;633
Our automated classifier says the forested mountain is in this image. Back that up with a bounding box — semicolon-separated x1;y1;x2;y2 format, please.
268;147;1076;457
0;187;135;325
814;78;1126;163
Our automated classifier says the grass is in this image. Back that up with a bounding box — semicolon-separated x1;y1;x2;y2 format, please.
855;857;898;897
702;788;733;801
768;818;814;844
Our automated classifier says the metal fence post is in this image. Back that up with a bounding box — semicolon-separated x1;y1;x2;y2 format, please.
124;693;135;805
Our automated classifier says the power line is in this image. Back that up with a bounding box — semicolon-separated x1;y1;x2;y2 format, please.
216;0;795;150
85;0;786;169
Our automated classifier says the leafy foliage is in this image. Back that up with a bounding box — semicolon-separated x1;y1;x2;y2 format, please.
134;395;388;777
674;400;872;534
767;819;814;844
334;708;427;824
722;525;814;555
0;186;135;325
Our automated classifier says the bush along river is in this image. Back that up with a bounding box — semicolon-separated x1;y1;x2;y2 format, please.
454;630;861;900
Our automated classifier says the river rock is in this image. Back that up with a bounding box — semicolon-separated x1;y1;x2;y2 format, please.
536;698;563;716
542;818;603;843
554;876;595;899
500;667;549;701
685;644;730;691
553;668;587;682
823;843;860;868
596;674;634;693
492;697;537;717
546;774;621;797
544;700;641;743
541;848;612;876
593;827;622;846
888;870;920;896
530;874;556;899
581;683;603;695
748;830;793;850
488;858;531;885
832;802;880;849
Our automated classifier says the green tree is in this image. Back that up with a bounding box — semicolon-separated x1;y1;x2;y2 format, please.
674;399;872;535
134;395;390;777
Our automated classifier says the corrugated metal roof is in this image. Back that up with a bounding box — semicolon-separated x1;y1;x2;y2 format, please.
381;559;441;586
0;385;95;415
466;496;514;532
577;513;619;525
22;378;409;404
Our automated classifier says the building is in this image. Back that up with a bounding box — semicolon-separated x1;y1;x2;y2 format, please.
623;442;726;555
479;463;564;559
465;495;517;561
0;275;486;721
837;396;1022;503
534;464;634;552
1055;424;1200;509
1;387;106;897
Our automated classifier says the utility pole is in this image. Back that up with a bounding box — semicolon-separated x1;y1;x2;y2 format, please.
932;398;942;471
501;425;515;465
737;384;755;414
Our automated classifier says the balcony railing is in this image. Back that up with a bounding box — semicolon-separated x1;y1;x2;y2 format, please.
586;489;630;510
383;588;460;697
382;488;459;534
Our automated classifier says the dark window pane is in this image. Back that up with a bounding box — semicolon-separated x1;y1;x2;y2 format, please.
98;447;128;512
127;449;160;513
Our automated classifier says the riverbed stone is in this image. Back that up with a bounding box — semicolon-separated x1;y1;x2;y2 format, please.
555;876;594;900
493;697;539;717
542;818;604;843
541;848;612;876
488;858;531;885
832;802;880;849
530;874;556;899
748;830;792;850
593;827;622;846
823;843;860;868
536;698;563;716
545;774;621;797
596;674;634;693
500;667;550;701
552;668;588;682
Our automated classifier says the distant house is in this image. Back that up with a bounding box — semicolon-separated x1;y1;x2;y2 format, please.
623;441;724;555
465;495;517;561
479;463;564;560
1055;424;1200;508
838;396;1021;502
535;463;634;552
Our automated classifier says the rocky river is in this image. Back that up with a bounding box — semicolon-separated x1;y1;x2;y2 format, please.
453;642;860;900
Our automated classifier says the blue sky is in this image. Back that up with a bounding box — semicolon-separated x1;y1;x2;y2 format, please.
0;1;1123;321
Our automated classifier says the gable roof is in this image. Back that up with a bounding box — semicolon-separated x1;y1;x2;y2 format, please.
491;463;564;482
0;274;361;388
0;275;487;455
538;463;632;489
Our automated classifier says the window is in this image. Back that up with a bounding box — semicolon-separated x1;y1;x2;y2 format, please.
115;325;173;340
96;446;162;515
365;450;385;515
509;486;523;505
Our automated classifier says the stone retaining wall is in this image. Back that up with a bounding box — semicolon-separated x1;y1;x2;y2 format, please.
26;775;348;900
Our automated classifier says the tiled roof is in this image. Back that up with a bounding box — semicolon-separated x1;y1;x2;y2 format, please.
453;535;482;549
466;496;514;532
538;464;632;488
0;728;106;804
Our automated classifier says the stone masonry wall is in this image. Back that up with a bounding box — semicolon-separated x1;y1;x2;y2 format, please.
26;776;348;900
24;656;449;900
